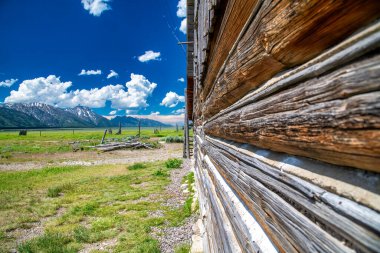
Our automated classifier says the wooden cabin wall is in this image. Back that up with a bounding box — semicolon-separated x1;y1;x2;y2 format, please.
189;0;380;252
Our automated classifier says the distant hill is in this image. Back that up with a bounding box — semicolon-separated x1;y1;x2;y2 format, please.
0;103;171;128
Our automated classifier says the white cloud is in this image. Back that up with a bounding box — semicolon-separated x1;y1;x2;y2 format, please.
110;73;157;109
109;110;117;115
172;108;185;114
138;50;161;62
180;18;187;34
178;77;184;82
79;69;102;76
0;78;18;87
177;0;186;18
132;114;184;126
5;74;157;110
150;111;160;116
126;109;137;115
107;70;118;79
160;91;185;108
81;0;111;17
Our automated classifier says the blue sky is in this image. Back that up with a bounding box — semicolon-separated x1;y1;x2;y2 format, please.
0;0;187;124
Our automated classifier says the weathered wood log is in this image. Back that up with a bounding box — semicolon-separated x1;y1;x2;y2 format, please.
115;122;122;135
100;129;107;144
207;21;380;123
205;54;380;172
205;137;380;238
196;146;278;253
196;156;242;253
200;0;380;119
205;136;380;212
200;0;259;103
200;137;380;253
95;142;153;152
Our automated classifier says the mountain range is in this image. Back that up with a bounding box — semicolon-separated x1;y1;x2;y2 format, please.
0;103;170;128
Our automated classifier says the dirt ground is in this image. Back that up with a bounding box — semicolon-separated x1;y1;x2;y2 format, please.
0;143;183;171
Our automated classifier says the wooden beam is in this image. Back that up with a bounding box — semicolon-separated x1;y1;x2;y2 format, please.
205;54;380;172
199;136;380;252
200;0;380;119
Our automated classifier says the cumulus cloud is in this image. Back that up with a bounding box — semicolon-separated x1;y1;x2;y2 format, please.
177;0;187;34
79;69;102;76
109;110;117;115
177;0;186;18
107;70;118;79
132;113;184;125
138;51;161;62
81;0;111;16
180;18;187;34
111;74;157;109
172;108;185;114
160;91;185;108
178;77;184;82
5;74;157;110
0;78;18;87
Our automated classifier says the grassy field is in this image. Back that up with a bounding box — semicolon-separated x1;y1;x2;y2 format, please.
0;158;194;253
0;128;184;157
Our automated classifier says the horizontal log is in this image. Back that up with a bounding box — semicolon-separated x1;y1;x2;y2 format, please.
200;0;259;102
205;54;380;172
194;151;242;253
205;137;380;235
205;136;380;213
201;136;380;252
201;153;278;253
206;21;380;123
200;0;380;119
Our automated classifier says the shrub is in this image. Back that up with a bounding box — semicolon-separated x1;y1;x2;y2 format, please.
128;163;147;170
165;158;183;169
162;136;183;143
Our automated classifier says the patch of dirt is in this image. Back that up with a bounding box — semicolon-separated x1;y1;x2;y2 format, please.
0;143;182;171
10;207;66;250
79;238;118;253
151;159;196;253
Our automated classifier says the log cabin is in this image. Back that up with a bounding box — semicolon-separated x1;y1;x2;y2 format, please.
185;0;380;252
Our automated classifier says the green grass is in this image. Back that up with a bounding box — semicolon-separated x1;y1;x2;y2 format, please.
160;136;184;143
174;243;191;253
0;127;182;157
165;158;183;169
182;172;197;217
128;162;147;170
0;158;190;252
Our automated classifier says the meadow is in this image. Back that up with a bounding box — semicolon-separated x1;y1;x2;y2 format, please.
0;127;184;159
0;127;195;252
0;159;194;252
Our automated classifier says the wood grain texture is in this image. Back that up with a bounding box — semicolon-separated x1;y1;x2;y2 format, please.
200;0;380;119
199;0;259;103
194;149;243;253
195;143;278;253
205;54;380;172
199;136;380;253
